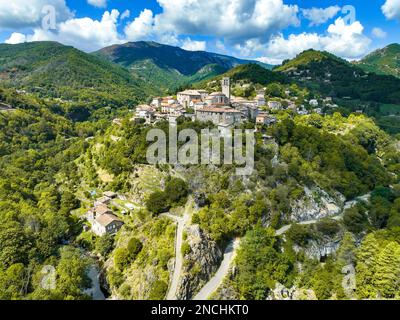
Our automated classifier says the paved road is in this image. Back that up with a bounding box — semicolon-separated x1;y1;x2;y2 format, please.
165;198;193;300
193;238;240;300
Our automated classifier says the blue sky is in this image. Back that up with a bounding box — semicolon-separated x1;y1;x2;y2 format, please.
0;0;399;63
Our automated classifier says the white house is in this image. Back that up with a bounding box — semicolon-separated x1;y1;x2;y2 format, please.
177;90;203;107
268;101;282;110
92;213;124;236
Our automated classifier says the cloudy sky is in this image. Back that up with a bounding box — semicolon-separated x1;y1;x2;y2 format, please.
0;0;399;64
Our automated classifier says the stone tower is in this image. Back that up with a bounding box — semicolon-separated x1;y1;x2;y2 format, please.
221;77;230;102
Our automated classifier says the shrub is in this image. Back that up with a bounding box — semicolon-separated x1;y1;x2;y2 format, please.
127;238;143;258
181;242;191;256
148;280;168;300
114;248;131;271
146;191;170;214
95;234;115;258
286;224;313;246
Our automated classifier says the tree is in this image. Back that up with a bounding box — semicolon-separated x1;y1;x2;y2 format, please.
148;280;168;300
374;242;400;298
336;232;356;266
234;227;293;300
127;238;143;259
0;264;25;300
95;234;115;258
356;233;380;299
56;246;92;300
146;191;170;214
0;222;31;269
114;248;132;271
165;177;188;206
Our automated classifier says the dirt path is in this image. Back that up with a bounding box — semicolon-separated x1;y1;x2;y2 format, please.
193;238;240;300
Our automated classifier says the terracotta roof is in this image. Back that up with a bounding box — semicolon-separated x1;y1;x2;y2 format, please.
96;213;123;227
210;92;225;96
95;204;112;215
178;90;202;96
197;107;241;113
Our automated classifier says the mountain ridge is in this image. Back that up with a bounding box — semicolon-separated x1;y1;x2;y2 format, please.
356;43;400;78
94;41;273;93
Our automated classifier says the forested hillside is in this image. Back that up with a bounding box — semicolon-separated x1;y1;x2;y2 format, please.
0;42;155;105
356;44;400;78
95;41;271;93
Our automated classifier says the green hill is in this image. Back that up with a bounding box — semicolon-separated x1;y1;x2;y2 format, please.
0;41;154;105
193;63;287;93
356;43;400;78
276;49;400;105
94;41;272;93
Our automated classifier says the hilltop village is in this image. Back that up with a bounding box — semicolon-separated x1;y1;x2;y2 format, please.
130;77;340;133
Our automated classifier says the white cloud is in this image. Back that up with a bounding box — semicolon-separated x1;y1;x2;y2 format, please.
124;9;155;41
255;56;282;65
181;38;206;51
15;10;123;52
0;0;73;29
120;10;130;21
382;0;400;21
263;17;371;63
152;0;299;46
371;27;387;39
87;0;107;8
5;32;27;44
302;6;341;26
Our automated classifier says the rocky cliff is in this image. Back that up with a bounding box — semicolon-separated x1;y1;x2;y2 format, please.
176;225;223;300
290;187;345;222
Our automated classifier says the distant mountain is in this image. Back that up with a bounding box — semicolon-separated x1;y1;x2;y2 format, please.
276;49;400;105
94;41;272;93
0;41;154;104
356;43;400;78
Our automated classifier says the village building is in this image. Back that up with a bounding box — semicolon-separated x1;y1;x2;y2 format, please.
221;77;231;101
268;101;282;110
104;191;117;199
255;93;266;107
151;97;163;108
309;99;319;107
205;92;230;106
256;113;277;126
94;196;112;207
135;104;156;124
196;107;242;125
297;105;309;115
177;90;203;107
92;213;124;236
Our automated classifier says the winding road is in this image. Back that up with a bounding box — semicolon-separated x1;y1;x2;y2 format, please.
164;198;193;300
164;192;371;300
193;238;240;300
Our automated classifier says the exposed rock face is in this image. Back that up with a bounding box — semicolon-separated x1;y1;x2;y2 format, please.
268;283;317;300
290;187;345;222
294;238;341;261
176;225;223;300
193;192;208;209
